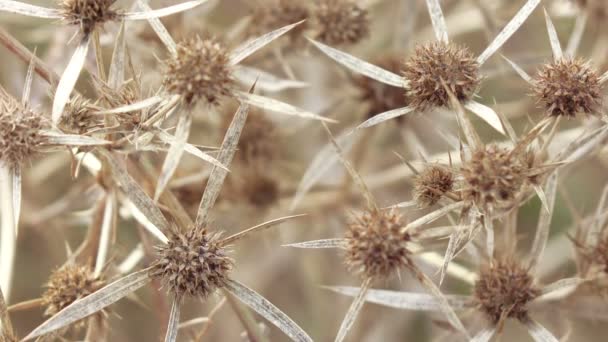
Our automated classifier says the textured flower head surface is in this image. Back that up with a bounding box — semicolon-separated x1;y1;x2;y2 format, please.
0;96;44;169
313;0;369;46
532;58;603;117
403;42;481;111
413;164;455;208
58;0;119;34
249;0;310;43
42;264;105;318
162;35;235;107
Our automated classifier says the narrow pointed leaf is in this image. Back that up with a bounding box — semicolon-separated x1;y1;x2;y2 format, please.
221;214;306;246
523;317;559;342
11;168;20;236
334;277;371;342
229;21;304;65
94;193;115;278
136;0;177;55
108;22;126;90
307;38;405;87
225;279;313;342
283;238;346;249
353;106;415;131
123;0;206;20
0;0;61;18
484;213;495;258
52;36;90;126
386;200;418;209
234;66;308;92
464;101;506;135
164;298;181;342
543;9;563;60
529;172;557;270
124;198;169;244
157;130;227;171
155;109;191;201
448;87;480;149
425;0;449;43
502;55;533;84
41;132;111;146
404;202;465;234
0;165;15;302
535;277;584;303
93;95;165;114
22;268;152;341
236;91;335;122
22;48;36;105
477;0;541;65
117;244;144;274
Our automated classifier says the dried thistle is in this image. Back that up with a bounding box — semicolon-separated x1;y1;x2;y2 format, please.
162;35;235;107
248;0;310;43
403;42;481;111
0;97;44;169
532;58;603;117
474;259;540;324
461;145;527;211
222;109;279;165
344;209;411;279
313;0;369;46
413;164;455;208
150;228;233;300
58;0;119;34
59;95;100;134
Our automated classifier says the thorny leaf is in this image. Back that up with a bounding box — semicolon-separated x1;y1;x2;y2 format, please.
352;106;415;131
230;21;305;65
108;22;126;90
221;214;307;246
543;9;563;61
283;238;347;249
93;95;165;115
155;108;191;201
122;0;207;20
236;91;336;122
529;172;558;270
502;55;533;85
403;201;465;235
21;47;35;105
234;65;308;92
464;101;506;135
334;277;371;342
164;298;181;342
535;277;585;303
425;0;449;43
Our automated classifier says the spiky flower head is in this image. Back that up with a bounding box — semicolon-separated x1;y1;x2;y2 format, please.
353;54;411;120
58;0;118;34
474;259;539;324
345;210;411;279
151;228;233;300
162;36;235;107
249;0;310;43
42;264;105;318
532;58;603;117
403;42;480;111
313;0;369;46
413;164;455;207
461;145;527;211
59;95;100;134
0;97;44;169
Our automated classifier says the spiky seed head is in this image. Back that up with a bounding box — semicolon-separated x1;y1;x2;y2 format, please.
249;0;310;43
344;210;411;279
313;0;369;46
353;54;411;121
0;97;44;169
59;95;100;134
98;82;143;129
403;42;480;111
474;259;539;324
461;145;527;211
163;36;235;107
532;58;603;117
413;164;455;207
151;228;233;300
42;264;105;319
58;0;118;34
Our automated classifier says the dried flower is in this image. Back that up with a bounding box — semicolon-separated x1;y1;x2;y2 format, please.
345;210;411;279
248;0;310;43
0;97;44;169
59;95;100;134
313;0;369;46
58;0;119;34
532;58;603;117
42;264;105;318
474;259;539;324
413;164;454;207
162;36;235;106
403;42;480;111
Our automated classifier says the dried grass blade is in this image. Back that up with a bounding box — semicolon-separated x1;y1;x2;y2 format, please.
425;0;449;43
535;277;584;303
229;21;304;65
471;327;496;342
283;238;347;249
543;9;563;60
221;214;307;246
196;102;249;227
502;55;533;85
334;277;371;342
225;279;313;342
236;91;335;122
464;101;505;135
307;38;405;87
234;66;308;92
353;106;415;131
52;36;90;126
155;109;191;201
123;0;206;20
0;165;15;303
523;317;559;342
322;123;377;211
529;172;558;270
108;22;126;90
477;0;541;65
0;0;61;18
164;298;181;342
22;268;152;341
136;0;177;55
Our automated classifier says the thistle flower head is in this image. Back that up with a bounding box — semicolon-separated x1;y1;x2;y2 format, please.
532;58;603;117
58;0;118;34
162;36;235;107
0;97;44;169
151;228;233;300
403;42;480;110
249;0;310;43
474;259;539;324
413;164;454;207
313;0;369;46
42;264;105;318
59;95;100;134
344;210;411;279
461;145;527;211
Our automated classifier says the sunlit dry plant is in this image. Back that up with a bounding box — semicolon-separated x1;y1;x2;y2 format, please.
247;0;310;45
413;164;455;208
312;0;369;46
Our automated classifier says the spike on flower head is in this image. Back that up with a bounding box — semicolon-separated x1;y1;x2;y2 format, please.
413;164;454;208
313;0;369;46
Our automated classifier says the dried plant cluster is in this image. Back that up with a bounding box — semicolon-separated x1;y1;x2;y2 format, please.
1;0;608;342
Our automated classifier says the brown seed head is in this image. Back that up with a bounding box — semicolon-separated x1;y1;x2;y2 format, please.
345;210;411;279
249;0;310;43
461;145;527;211
0;98;44;169
42;264;105;318
414;164;454;207
313;0;369;46
353;54;411;121
163;36;235;107
59;0;118;34
532;58;603;117
151;228;233;299
474;259;539;324
60;95;100;134
403;42;480;110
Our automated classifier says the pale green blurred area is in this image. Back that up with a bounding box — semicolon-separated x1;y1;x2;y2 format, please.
0;0;607;341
